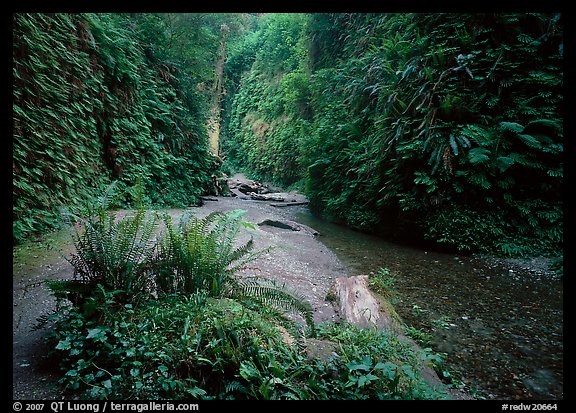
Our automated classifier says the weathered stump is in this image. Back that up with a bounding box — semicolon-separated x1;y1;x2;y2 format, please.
332;275;398;331
332;275;471;400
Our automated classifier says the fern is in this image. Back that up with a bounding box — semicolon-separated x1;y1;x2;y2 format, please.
467;147;491;165
60;181;159;299
499;121;524;134
461;124;494;147
224;380;247;395
154;209;315;334
231;277;316;336
495;156;515;173
155;209;273;296
517;133;542;149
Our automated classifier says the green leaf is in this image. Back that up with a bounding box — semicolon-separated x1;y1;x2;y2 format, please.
65;369;79;377
517;134;542;149
86;328;107;341
347;361;372;372
495;156;515;173
56;339;72;350
499;122;524;134
449;134;458;156
401;365;417;381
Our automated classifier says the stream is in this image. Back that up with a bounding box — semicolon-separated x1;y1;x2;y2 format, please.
288;208;563;400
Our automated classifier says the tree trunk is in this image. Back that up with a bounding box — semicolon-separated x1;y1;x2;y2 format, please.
207;24;229;156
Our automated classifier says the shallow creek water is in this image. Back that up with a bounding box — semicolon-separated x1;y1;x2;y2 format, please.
290;208;563;400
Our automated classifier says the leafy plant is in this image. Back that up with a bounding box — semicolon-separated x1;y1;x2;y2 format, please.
368;267;397;298
57;180;159;303
13;13;224;244
155;209;260;296
155;208;315;334
223;12;562;257
404;326;433;348
49;294;449;400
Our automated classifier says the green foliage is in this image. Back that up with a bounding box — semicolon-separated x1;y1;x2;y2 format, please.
155;209;259;295
223;12;563;257
13;13;111;242
60;181;158;298
13;13;222;244
47;182;319;397
47;183;448;400
368;267;397;298
154;207;316;332
49;292;287;399
404;326;433;348
55;182;313;329
309;323;448;400
49;294;448;399
232;277;315;336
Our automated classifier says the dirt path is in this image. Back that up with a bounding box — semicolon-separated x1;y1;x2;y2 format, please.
13;229;75;399
12;175;345;399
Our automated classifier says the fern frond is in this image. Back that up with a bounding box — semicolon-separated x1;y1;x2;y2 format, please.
61;182;159;297
154;209;270;296
499;121;524;134
517;133;542;149
225;380;247;395
231;278;316;337
230;238;255;261
449;134;458;156
468;147;491;165
226;245;275;275
461;124;494;147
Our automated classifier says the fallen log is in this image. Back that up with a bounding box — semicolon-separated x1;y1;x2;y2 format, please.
270;201;309;207
258;219;319;236
249;193;285;202
258;219;300;231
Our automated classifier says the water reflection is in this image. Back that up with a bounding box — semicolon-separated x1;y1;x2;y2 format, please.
292;209;563;400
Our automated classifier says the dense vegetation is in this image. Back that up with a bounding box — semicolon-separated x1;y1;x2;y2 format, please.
13;13;234;243
222;13;563;257
13;12;563;253
46;182;448;400
13;12;564;401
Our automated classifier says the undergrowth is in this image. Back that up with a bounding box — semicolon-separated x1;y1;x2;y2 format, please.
45;182;451;400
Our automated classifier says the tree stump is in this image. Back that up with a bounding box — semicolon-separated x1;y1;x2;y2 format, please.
333;275;398;331
332;275;471;400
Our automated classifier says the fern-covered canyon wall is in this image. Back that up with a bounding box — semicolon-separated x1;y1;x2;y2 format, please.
13;13;231;243
222;13;563;257
13;13;564;257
